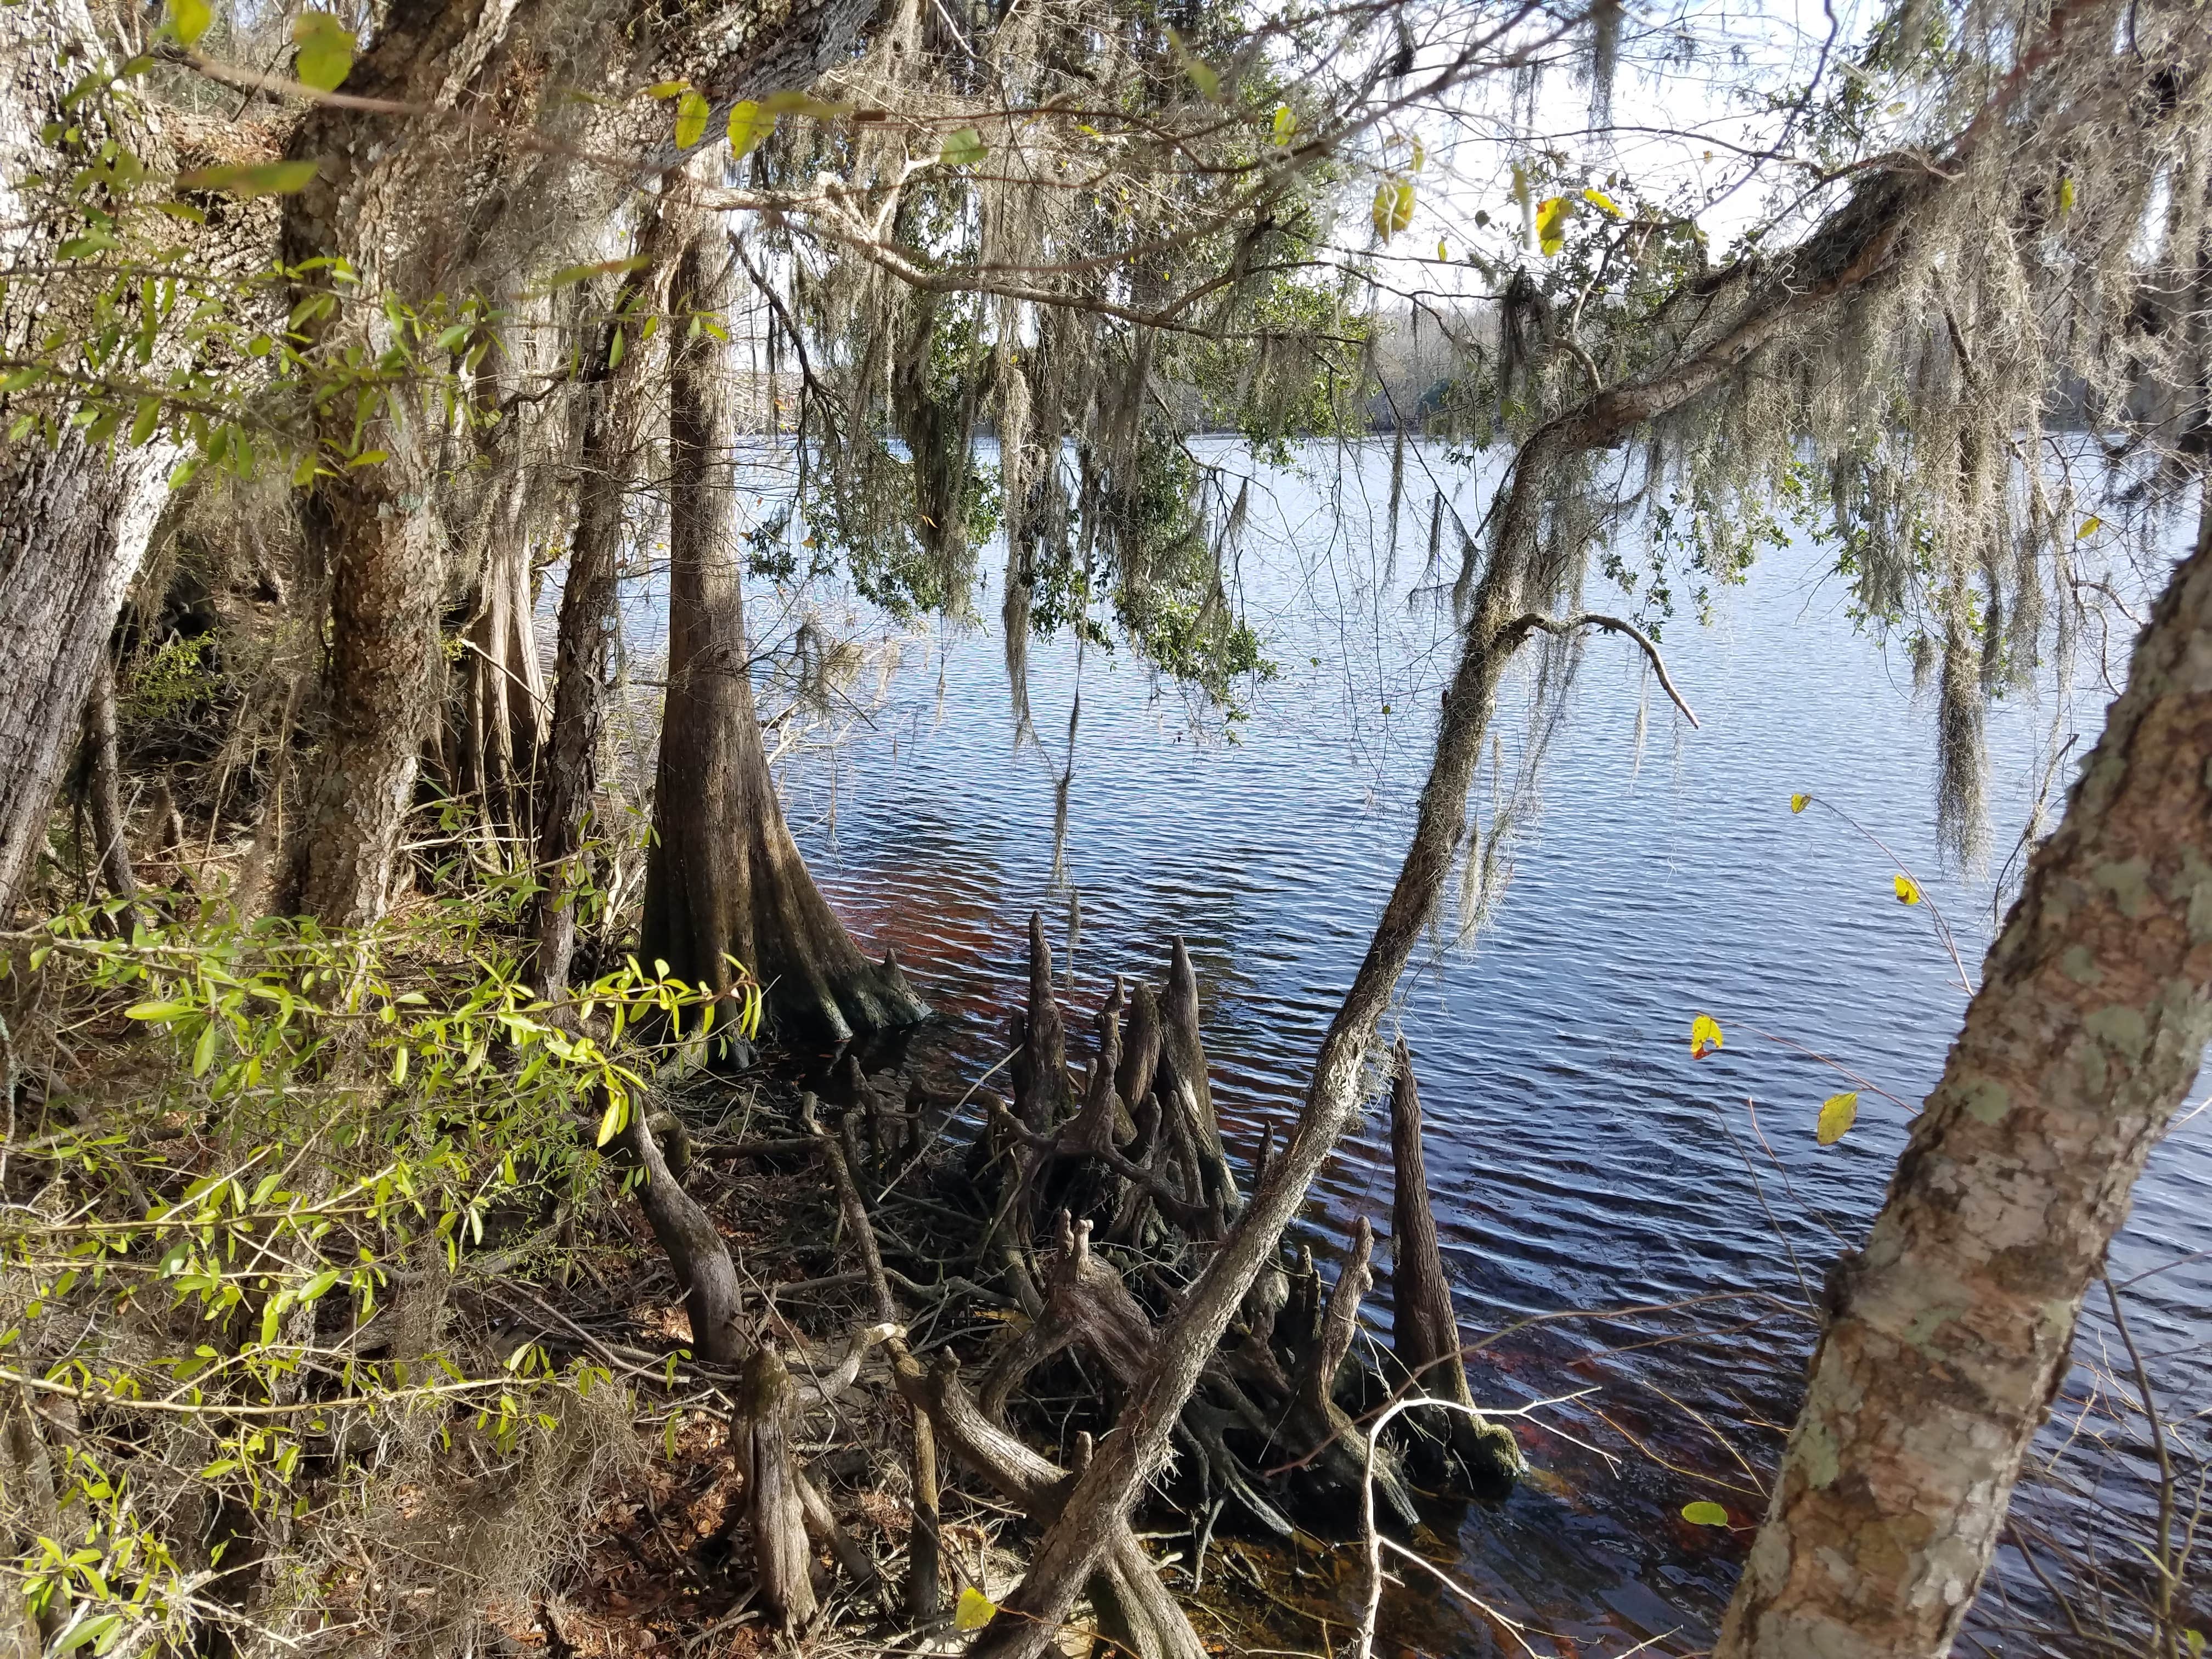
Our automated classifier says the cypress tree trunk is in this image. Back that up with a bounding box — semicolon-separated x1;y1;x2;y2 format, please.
641;201;927;1043
529;236;664;997
1715;488;2212;1659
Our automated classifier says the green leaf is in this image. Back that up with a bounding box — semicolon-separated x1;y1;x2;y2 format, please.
300;1269;340;1302
1681;1500;1731;1527
390;1045;408;1085
1536;194;1571;256
124;1000;190;1021
607;326;625;369
1816;1092;1859;1145
130;396;161;445
1690;1013;1723;1059
192;1019;218;1077
291;12;354;92
176;160;320;197
168;0;211;46
545;255;652;291
675;88;709;149
1271;104;1295;145
57;1613;121;1654
726;99;769;158
940;126;986;167
954;1585;997;1630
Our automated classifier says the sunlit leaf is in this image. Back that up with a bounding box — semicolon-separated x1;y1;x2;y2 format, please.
1681;1500;1731;1526
168;0;211;46
1690;1013;1724;1059
675;88;709;150
1790;792;1810;814
291;12;354;93
1893;873;1922;905
1370;180;1414;242
1816;1091;1859;1145
1536;194;1570;256
727;99;769;159
645;79;689;98
940;126;986;167
1583;186;1622;217
176;160;320;197
955;1586;997;1630
1271;103;1295;145
595;1090;626;1147
1166;29;1218;100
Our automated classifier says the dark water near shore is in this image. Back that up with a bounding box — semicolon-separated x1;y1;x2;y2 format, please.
711;438;2211;1655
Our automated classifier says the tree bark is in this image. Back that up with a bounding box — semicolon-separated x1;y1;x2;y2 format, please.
529;236;664;996
0;0;176;922
640;201;927;1041
1714;484;2212;1659
0;440;167;923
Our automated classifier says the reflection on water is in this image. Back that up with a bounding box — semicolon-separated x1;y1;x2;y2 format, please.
743;439;2211;1655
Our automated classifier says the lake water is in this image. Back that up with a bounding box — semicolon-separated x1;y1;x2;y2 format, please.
722;438;2211;1655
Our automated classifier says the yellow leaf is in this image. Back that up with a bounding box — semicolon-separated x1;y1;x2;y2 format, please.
596;1090;627;1147
645;79;689;98
2075;515;2101;539
1536;194;1570;256
1790;793;1810;813
291;12;354;92
2057;174;2076;215
1271;104;1295;145
675;88;709;150
955;1586;997;1630
1437;239;1449;261
1682;1500;1731;1526
726;99;769;157
1893;873;1922;906
1816;1092;1859;1145
169;0;211;46
1582;187;1622;217
1391;180;1414;234
1690;1013;1724;1060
